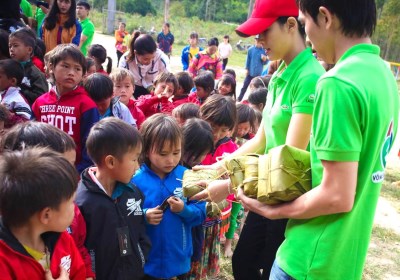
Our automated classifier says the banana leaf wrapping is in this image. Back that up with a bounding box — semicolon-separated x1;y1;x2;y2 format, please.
206;199;229;218
223;156;246;194
257;145;312;205
242;154;259;198
182;169;219;197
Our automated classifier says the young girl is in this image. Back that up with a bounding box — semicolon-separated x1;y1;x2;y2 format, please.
115;22;129;65
247;87;268;112
172;103;200;126
132;114;206;280
216;74;236;99
188;71;215;105
9;28;48;106
248;75;271;93
135;72;178;117
218;35;233;70
85;57;96;77
188;37;223;79
88;44;113;75
40;0;82;52
234;103;257;146
110;68;145;128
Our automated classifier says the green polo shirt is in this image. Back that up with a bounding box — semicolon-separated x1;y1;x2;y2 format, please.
79;17;95;56
20;0;33;17
262;48;325;153
277;44;399;279
35;7;45;35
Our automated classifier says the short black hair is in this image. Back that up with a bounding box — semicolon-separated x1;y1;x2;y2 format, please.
297;0;376;37
248;88;268;108
154;72;179;95
1;122;76;153
0;59;24;86
86;117;142;165
0;148;78;227
194;71;215;94
9;27;36;56
83;73;113;102
217;74;236;99
172;103;200;123
0;29;10;59
200;94;237;130
49;44;87;74
175;71;194;95
276;16;306;38
77;1;91;10
208;37;219;47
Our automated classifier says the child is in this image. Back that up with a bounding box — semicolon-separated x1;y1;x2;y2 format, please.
181;32;203;71
248;75;271;93
132;114;206;279
135;72;178;117
0;121;95;279
75;117;151;280
110;68;145;128
172;103;200;126
83;73;136;126
247;87;268;111
216;73;236;99
234;103;256;145
0;148;86;279
40;0;82;52
32;44;100;172
9;28;48;106
188;37;223;79
0;59;32;128
173;71;194;107
188;71;215;105
88;44;113;75
85;57;96;77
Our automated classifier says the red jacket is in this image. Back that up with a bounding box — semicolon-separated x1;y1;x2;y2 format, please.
135;93;175;117
0;221;86;280
127;99;145;129
172;95;190;107
202;137;238;165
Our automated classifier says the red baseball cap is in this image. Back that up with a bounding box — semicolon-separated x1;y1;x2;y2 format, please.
236;0;299;37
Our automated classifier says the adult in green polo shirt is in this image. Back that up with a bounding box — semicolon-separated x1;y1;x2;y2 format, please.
236;0;399;279
76;1;94;56
190;0;325;278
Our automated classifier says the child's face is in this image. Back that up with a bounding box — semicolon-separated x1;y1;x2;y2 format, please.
196;86;208;100
189;37;198;47
236;121;251;138
9;37;32;62
57;0;72;14
95;97;111;115
47;194;75;232
113;144;142;184
113;76;134;105
154;82;174;98
209;122;230;144
0;71;15;91
218;83;232;96
52;57;83;95
148;140;181;179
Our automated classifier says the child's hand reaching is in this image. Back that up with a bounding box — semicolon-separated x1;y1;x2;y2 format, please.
146;207;163;225
168;196;184;213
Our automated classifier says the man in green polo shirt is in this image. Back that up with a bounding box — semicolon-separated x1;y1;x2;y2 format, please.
238;0;399;279
76;1;94;56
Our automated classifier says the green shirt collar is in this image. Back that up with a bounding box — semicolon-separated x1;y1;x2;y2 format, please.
277;48;314;82
336;44;380;65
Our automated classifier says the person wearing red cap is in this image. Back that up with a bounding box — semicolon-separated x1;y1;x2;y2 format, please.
190;0;325;278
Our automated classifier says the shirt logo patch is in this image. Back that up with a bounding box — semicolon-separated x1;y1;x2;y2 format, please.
307;94;315;103
281;104;290;110
126;198;142;216
21;77;31;87
60;255;71;273
372;119;395;183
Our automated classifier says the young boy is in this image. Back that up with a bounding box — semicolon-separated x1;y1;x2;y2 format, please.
75;117;151;280
9;27;48;105
0;148;86;279
173;71;194;107
32;44;100;172
0;59;32;128
110;68;145;128
83;73;137;127
181;32;203;71
188;71;215;105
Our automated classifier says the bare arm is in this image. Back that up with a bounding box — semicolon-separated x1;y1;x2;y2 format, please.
79;34;88;48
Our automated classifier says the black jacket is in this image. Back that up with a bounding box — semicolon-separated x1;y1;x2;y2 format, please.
75;168;151;280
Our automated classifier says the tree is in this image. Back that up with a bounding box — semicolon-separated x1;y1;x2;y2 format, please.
164;0;170;22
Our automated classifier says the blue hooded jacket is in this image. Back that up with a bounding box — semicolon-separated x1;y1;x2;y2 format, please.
132;164;206;278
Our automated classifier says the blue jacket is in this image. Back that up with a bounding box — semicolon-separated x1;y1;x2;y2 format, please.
132;164;206;278
245;45;267;77
181;45;204;71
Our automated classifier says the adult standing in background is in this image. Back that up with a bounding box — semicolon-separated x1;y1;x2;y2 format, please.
76;1;94;56
237;35;268;101
157;22;174;59
115;22;128;65
218;35;233;70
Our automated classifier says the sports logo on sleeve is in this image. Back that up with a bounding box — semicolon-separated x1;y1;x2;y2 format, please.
126;198;142;216
60;255;72;273
372;120;395;183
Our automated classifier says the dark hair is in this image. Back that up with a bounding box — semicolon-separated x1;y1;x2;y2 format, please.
0;122;76;153
249;75;271;90
194;71;215;94
164;22;170;29
76;1;90;9
44;0;77;30
172;103;200;123
34;38;46;61
208;37;219;47
254;109;262;128
154;72;178;95
276;16;306;38
0;29;10;59
86;57;95;71
83;73;113;102
0;148;78;227
175;71;194;95
297;0;376;37
223;68;236;79
0;104;9;121
236;103;256;131
86;117;142;165
88;44;112;74
189;32;199;39
128;33;157;62
140;113;182;166
0;59;24;86
200;94;237;130
49;44;87;74
9;27;36;57
217;74;236;99
110;68;135;85
223;35;230;43
247;88;268;108
182;118;213;168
